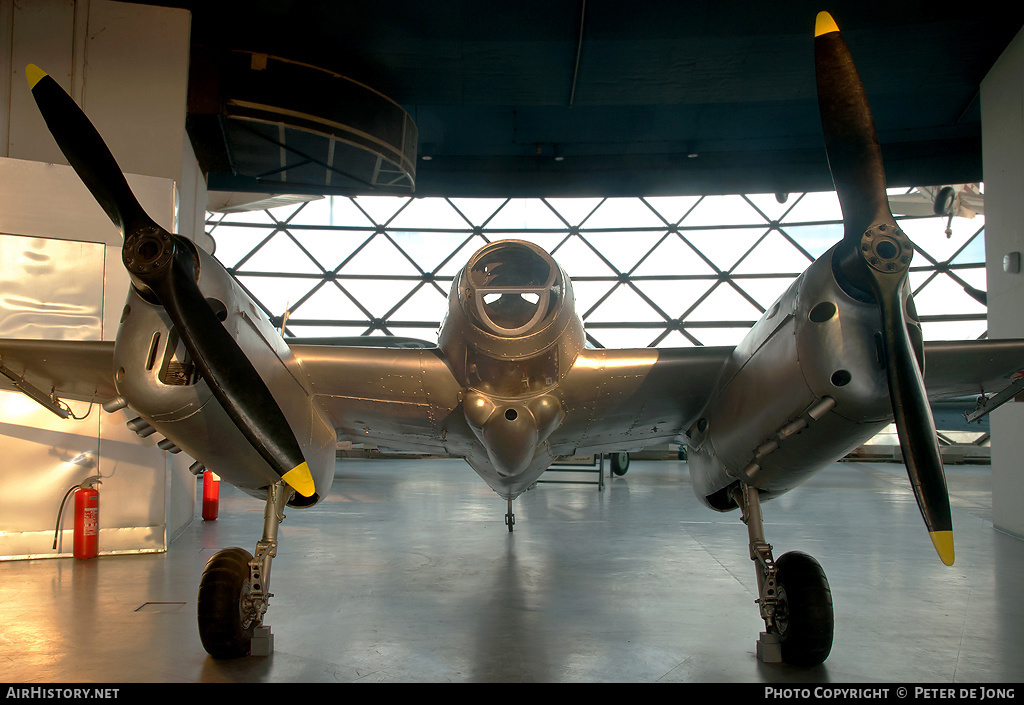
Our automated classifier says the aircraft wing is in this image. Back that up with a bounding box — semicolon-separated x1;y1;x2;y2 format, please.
289;343;465;454
0;338;117;405
547;340;1024;455
923;339;1024;400
291;342;735;457
2;336;1020;456
550;346;733;455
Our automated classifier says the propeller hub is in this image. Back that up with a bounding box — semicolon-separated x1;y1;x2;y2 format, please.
860;223;913;275
123;226;174;278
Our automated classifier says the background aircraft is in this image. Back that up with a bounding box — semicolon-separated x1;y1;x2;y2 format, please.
1;12;1022;666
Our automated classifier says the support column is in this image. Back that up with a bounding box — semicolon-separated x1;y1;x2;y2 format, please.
981;24;1024;539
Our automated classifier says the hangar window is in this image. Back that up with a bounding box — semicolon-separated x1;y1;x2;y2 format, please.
206;185;987;349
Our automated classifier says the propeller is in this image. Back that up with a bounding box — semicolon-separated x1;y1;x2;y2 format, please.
814;13;953;565
26;65;315;499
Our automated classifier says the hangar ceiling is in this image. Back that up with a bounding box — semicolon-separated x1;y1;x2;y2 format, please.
126;0;1024;199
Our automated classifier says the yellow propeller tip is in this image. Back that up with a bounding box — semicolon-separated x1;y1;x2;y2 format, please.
25;64;48;89
815;11;840;37
282;461;316;498
930;530;955;566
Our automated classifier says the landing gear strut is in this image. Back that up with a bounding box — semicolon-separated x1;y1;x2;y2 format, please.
505;498;515;532
734;483;833;666
198;481;292;658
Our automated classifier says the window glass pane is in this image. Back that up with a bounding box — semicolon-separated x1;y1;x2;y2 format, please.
631;234;717;277
681;194;764;227
234;232;321;274
582;230;667;274
388;198;473;230
541;197;604;227
210;183;985;347
209;225;274;269
682;227;766;272
583;198;668;229
485;198;567;230
641;195;702;225
447;198;508;227
780;191;842;223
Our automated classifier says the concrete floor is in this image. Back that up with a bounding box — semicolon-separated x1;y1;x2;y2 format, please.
2;458;1023;683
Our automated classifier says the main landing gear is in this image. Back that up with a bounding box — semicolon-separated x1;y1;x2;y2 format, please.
733;483;833;666
197;481;291;658
505;498;515;532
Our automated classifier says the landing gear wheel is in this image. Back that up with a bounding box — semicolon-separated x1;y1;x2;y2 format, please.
933;185;956;216
197;547;258;659
774;551;833;666
610;452;630;476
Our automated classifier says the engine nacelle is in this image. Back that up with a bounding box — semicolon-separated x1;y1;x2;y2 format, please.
687;245;919;510
112;244;335;505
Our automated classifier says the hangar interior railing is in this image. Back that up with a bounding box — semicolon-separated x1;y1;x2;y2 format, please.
205;188;987;350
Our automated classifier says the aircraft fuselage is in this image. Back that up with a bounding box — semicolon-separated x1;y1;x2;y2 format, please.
437;240;580;499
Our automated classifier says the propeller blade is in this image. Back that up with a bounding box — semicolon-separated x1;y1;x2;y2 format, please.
814;13;953;565
26;65;315;498
26;65;153;235
812;15;890;243
874;272;954;565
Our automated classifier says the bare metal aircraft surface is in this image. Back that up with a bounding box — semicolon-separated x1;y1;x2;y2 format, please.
2;13;1023;666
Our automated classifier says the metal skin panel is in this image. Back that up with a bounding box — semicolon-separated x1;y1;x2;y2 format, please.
921;340;1024;398
437;240;586;374
294;345;463;454
552;346;732;456
303;240;727;499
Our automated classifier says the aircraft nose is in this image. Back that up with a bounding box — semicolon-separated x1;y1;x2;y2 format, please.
483;406;539;477
463;391;565;478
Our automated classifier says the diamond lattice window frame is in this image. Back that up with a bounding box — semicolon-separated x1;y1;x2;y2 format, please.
206;187;988;349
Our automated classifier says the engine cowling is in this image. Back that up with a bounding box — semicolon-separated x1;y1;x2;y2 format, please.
687;245;920;510
112;245;336;505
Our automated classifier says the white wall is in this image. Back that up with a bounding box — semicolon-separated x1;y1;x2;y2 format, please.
0;0;210;249
0;0;206;557
981;24;1024;539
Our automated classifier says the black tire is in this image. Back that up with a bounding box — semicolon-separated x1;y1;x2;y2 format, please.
197;547;257;659
774;551;834;666
610;452;630;476
933;186;956;216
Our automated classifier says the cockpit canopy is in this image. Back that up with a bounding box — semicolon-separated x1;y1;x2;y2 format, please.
465;241;561;337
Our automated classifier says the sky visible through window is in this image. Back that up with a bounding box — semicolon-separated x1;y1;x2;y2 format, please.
207;186;987;349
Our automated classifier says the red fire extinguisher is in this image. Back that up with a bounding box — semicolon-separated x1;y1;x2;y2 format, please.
202;470;220;520
54;475;101;559
74;477;101;559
